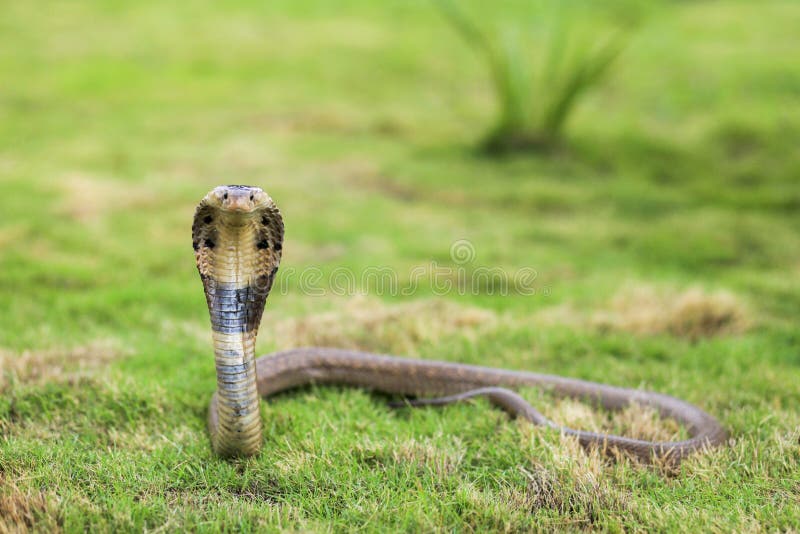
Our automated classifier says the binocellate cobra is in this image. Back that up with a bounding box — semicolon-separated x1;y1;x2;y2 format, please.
193;185;727;462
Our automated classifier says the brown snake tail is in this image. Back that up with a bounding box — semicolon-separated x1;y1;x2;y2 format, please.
195;185;727;462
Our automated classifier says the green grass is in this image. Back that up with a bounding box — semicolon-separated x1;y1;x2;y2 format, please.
1;0;799;531
436;0;630;153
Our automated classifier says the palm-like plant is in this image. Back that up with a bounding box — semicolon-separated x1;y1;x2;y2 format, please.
437;0;630;153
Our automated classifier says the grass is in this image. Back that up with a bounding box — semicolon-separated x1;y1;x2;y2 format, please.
437;0;630;153
1;0;799;531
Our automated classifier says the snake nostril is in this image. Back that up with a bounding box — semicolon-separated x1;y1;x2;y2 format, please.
223;192;228;200
249;194;254;201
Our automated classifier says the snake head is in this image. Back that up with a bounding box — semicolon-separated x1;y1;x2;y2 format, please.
206;185;273;214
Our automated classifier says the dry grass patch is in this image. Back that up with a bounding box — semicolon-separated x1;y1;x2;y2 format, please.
267;297;498;354
0;339;126;391
0;225;27;249
389;438;465;478
610;403;684;443
542;398;683;443
539;284;749;341
56;173;154;223
106;424;193;453
353;436;466;479
507;432;633;523
0;476;62;534
593;285;748;340
477;437;628;526
514;467;624;524
500;394;692;478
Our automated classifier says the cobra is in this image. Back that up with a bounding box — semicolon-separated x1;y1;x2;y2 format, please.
193;185;727;461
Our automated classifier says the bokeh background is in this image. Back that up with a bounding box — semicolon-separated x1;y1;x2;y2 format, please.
1;1;798;531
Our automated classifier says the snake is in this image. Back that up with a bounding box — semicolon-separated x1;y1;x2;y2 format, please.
193;185;727;461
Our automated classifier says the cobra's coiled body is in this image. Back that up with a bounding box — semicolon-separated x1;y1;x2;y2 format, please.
194;185;727;461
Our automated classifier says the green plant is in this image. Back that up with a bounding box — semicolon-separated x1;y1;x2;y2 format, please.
437;0;630;153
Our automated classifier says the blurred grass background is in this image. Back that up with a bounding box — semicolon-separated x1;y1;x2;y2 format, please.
0;0;798;531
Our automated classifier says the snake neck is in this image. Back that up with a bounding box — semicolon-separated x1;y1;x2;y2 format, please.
211;331;261;457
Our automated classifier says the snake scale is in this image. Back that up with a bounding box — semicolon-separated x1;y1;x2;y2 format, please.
193;185;727;461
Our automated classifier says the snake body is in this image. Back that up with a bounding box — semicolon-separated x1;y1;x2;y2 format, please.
194;185;727;461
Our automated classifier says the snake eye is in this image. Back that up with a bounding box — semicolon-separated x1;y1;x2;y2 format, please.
223;192;228;200
249;194;254;201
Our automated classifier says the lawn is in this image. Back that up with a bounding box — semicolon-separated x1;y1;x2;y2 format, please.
1;0;799;531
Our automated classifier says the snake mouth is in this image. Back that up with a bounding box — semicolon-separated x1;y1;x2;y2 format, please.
222;197;256;213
